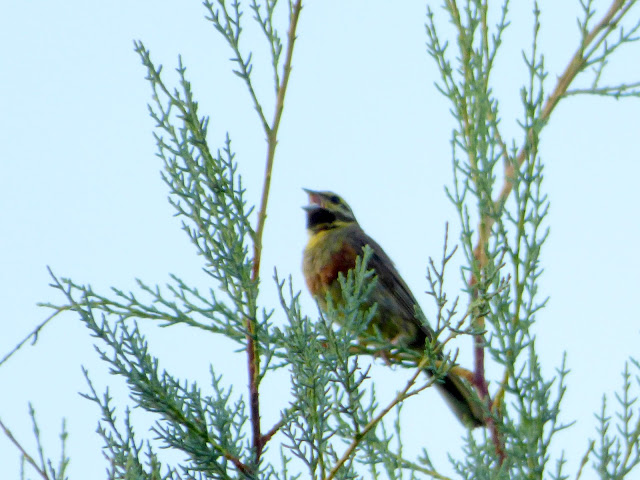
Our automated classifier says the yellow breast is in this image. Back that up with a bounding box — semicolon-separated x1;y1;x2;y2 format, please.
303;228;358;307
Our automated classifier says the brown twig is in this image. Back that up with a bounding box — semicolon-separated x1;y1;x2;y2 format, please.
443;1;494;430
492;370;508;412
575;440;595;480
324;360;433;480
472;0;634;416
473;0;631;268
0;417;50;480
224;452;253;477
247;0;303;464
488;415;506;464
261;418;285;446
459;0;634;465
395;458;454;480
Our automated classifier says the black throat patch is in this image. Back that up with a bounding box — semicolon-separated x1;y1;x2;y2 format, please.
307;207;337;230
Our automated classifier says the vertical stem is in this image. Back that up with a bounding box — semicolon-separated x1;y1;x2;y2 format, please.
472;0;628;264
458;0;630;466
247;0;303;464
251;0;303;282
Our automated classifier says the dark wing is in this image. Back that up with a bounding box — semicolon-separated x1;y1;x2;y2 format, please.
344;224;436;344
343;226;487;427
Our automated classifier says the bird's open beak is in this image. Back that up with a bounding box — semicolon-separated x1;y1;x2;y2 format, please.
302;188;324;210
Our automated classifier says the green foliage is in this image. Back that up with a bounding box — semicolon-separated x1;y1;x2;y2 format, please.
592;360;640;479
426;1;640;478
3;1;640;479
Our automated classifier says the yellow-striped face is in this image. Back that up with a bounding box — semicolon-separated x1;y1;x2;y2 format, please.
303;189;357;232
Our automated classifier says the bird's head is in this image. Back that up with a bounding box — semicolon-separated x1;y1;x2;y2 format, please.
303;189;358;232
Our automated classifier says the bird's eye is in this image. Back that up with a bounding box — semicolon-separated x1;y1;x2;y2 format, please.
330;195;340;204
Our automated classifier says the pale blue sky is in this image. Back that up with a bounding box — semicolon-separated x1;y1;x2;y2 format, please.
2;1;639;478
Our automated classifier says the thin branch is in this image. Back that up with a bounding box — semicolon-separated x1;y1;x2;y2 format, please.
0;417;50;480
565;80;640;97
259;404;296;447
247;0;303;463
223;452;254;477
261;418;284;446
465;9;638;448
251;0;303;282
473;0;637;268
0;308;67;368
324;360;434;480
206;0;270;132
575;440;595;480
395;457;453;480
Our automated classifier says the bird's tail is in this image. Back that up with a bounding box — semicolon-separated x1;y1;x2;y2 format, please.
433;370;487;428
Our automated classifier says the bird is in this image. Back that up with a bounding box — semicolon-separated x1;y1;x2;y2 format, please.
302;188;486;428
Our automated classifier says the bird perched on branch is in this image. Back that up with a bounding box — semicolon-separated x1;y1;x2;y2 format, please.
302;189;486;428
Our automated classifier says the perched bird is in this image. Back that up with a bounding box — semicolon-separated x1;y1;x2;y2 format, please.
302;189;486;428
